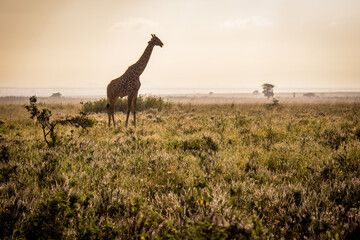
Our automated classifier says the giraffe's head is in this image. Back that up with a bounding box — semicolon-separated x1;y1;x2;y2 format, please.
149;34;164;48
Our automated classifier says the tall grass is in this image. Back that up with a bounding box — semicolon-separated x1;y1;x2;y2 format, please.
0;102;359;239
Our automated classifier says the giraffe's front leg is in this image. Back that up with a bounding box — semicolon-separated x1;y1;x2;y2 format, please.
125;95;133;128
131;95;138;128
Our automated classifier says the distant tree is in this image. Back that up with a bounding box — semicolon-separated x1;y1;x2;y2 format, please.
50;92;62;98
252;90;259;95
262;83;275;99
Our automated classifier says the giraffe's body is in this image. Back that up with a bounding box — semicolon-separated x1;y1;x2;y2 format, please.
107;34;163;127
107;66;141;99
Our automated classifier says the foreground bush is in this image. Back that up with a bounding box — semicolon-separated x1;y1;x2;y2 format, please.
25;96;95;147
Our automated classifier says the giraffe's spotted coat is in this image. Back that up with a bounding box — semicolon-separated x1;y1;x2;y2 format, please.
106;34;163;127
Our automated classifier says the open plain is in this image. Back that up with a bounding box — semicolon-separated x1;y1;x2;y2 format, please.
0;95;360;239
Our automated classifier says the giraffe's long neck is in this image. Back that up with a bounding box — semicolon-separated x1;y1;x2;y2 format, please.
132;43;155;76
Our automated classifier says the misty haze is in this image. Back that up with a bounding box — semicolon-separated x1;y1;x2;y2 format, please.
1;1;360;239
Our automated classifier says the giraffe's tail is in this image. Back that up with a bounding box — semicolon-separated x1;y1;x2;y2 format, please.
106;103;110;113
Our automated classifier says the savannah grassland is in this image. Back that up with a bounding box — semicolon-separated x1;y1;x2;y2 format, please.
1;97;360;239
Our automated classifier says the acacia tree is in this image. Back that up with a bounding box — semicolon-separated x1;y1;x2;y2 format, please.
262;83;275;99
25;96;95;147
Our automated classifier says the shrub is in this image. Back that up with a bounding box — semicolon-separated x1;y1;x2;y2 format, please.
81;95;172;114
0;145;11;163
25;96;95;147
0;198;26;238
22;189;73;239
264;98;280;110
303;92;316;97
170;136;219;153
354;127;360;141
321;128;347;150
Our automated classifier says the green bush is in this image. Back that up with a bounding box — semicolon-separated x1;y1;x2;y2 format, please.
82;95;172;114
22;189;70;239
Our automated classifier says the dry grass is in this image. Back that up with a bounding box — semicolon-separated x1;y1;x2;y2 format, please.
1;101;360;239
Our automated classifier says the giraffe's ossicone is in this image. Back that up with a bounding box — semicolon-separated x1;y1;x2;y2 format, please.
107;34;163;128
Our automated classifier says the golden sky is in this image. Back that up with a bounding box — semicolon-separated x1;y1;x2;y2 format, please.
1;0;360;89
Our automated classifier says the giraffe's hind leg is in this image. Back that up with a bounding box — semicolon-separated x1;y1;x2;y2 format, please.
107;98;116;127
107;103;111;127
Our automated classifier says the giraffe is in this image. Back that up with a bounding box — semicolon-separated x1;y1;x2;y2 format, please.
106;34;163;128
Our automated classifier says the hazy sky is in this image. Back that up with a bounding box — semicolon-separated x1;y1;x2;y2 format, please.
1;0;360;90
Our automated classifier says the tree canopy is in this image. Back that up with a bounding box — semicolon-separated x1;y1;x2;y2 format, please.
262;83;275;99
